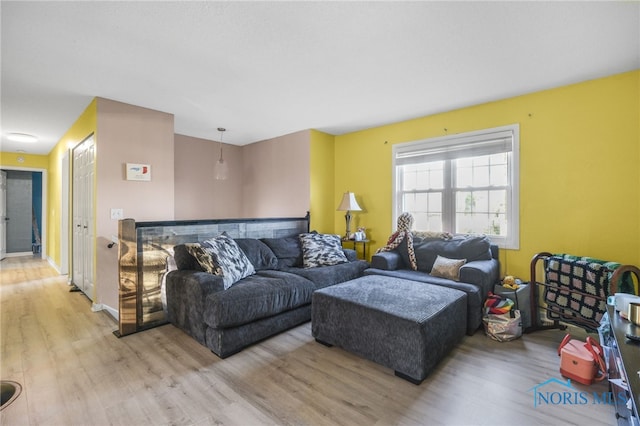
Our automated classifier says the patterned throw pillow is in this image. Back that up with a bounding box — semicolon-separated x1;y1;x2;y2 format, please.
430;255;466;281
299;233;348;268
183;243;213;272
186;234;255;289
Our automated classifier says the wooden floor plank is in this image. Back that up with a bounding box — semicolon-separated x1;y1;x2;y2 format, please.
1;256;614;425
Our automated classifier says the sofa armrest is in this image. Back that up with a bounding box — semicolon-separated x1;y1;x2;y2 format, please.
371;251;402;270
167;270;225;296
459;258;500;297
165;270;225;345
343;248;357;262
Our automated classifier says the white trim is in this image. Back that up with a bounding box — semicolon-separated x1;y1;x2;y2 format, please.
4;251;34;258
60;150;70;275
0;166;48;259
46;255;62;274
91;303;118;321
392;124;520;249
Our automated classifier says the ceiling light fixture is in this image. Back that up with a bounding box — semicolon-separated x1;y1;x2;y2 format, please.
7;133;38;143
215;127;229;180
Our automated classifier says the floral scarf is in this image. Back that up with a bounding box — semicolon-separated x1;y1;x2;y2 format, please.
376;212;418;270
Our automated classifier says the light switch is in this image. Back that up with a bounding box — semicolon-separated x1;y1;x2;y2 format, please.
110;208;124;220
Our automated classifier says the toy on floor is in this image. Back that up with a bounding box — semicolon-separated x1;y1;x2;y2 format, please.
502;275;522;290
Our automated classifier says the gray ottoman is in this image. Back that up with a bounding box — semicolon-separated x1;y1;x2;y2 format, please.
312;275;467;384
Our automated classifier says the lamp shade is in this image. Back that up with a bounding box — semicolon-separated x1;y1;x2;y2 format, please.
337;192;362;211
215;158;228;180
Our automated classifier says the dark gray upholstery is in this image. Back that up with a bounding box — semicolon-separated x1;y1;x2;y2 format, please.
364;267;483;334
260;236;303;268
281;259;369;290
233;238;278;270
166;235;369;358
312;275;467;384
398;235;493;272
206;305;311;358
204;270;315;328
165;270;225;345
366;238;500;334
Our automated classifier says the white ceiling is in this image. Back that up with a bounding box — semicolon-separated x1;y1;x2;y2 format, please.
2;1;639;155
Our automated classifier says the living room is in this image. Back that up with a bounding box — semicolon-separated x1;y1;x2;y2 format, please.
3;69;638;319
1;1;639;424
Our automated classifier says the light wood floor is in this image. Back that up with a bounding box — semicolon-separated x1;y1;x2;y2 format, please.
1;256;614;425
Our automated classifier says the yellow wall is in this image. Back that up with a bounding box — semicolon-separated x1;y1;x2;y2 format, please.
47;99;97;267
0;152;49;169
334;70;640;279
309;130;335;233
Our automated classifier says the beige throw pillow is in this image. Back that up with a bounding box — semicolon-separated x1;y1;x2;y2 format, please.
430;255;466;281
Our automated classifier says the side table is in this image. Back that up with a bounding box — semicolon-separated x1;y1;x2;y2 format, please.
343;239;369;260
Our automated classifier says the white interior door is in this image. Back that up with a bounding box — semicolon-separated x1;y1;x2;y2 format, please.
72;136;95;300
0;171;7;260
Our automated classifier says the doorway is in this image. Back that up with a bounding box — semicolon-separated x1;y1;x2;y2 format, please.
0;169;44;258
71;135;95;300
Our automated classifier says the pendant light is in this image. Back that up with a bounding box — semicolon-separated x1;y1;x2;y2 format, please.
215;127;229;180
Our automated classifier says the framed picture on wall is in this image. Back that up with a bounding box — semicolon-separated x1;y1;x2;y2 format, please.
126;163;151;181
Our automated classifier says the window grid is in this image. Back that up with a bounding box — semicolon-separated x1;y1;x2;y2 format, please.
393;125;519;249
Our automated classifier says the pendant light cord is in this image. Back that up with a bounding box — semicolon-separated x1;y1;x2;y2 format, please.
217;127;226;161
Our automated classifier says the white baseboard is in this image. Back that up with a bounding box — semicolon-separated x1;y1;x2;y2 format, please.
5;251;34;258
91;303;118;320
46;256;62;274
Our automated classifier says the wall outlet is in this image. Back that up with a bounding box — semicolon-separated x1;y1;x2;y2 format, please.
110;208;124;220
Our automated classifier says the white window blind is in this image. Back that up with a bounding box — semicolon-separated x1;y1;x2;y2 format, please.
395;129;514;165
392;124;519;249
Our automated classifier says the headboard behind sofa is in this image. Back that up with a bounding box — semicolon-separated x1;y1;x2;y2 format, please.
117;213;310;337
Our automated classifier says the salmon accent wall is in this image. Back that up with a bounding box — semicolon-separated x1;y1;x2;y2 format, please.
175;130;311;220
174;134;243;219
95;98;175;311
334;70;640;279
241;130;310;218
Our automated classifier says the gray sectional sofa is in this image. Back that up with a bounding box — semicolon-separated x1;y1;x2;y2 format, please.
365;235;500;334
165;235;369;358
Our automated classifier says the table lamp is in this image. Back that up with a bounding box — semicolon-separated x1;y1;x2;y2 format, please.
337;192;362;240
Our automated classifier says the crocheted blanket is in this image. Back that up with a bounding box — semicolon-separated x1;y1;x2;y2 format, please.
543;254;618;331
376;213;454;271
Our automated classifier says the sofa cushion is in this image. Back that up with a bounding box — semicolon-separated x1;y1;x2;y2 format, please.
203;270;316;328
234;238;278;271
299;233;348;268
260;236;303;268
173;243;205;272
410;235;492;272
431;255;466;281
187;235;255;290
283;259;370;289
363;267;484;334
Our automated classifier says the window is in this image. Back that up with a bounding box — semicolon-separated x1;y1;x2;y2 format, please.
393;124;519;249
